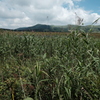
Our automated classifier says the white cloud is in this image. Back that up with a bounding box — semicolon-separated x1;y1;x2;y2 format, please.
0;0;100;29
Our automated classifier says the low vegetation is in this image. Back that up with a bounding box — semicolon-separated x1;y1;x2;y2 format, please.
0;30;100;100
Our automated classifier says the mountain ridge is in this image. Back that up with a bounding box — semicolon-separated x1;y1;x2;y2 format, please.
0;24;100;33
15;24;100;33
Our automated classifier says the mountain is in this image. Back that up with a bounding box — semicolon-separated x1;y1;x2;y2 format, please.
15;24;69;32
12;24;100;33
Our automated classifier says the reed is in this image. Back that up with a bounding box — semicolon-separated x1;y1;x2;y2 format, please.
0;30;100;100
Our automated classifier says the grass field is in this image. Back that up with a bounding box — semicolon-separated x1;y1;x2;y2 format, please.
0;30;100;37
0;30;100;100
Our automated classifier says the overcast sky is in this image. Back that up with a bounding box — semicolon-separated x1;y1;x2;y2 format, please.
0;0;100;29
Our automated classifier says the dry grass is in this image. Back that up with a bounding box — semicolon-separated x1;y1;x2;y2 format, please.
89;33;100;38
0;30;100;38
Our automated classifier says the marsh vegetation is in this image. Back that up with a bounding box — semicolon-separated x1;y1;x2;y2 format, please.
0;30;100;100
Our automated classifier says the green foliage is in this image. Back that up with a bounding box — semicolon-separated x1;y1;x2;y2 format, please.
24;97;33;100
0;31;100;100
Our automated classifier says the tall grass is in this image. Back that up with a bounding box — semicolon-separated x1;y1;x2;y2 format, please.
0;30;100;100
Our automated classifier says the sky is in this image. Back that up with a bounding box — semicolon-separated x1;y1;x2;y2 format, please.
0;0;100;29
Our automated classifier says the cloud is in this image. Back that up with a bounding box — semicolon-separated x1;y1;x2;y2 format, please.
0;0;100;29
7;0;32;6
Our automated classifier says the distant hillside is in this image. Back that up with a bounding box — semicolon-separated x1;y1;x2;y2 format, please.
15;24;68;32
0;24;100;33
0;28;12;31
15;24;100;33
